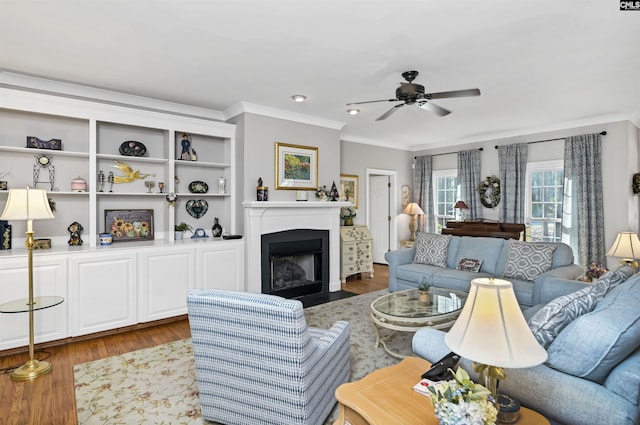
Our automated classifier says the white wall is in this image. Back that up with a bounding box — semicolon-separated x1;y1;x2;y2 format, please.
416;119;640;269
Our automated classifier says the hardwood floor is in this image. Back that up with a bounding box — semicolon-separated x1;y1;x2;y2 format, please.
0;264;388;425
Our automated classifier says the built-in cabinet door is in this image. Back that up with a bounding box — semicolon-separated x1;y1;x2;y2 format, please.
195;241;244;291
68;251;136;336
137;247;194;322
0;255;68;350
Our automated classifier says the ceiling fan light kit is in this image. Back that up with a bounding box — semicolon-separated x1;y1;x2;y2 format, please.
347;70;481;121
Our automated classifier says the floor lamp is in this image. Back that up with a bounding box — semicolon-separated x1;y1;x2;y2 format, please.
403;202;424;241
0;187;55;380
445;278;547;405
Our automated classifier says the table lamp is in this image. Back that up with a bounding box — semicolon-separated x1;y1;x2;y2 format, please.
0;187;55;380
444;278;547;400
606;231;640;268
403;202;424;241
454;200;469;221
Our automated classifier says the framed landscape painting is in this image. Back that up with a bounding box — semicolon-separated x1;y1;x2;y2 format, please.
340;174;359;208
105;209;154;242
275;142;318;190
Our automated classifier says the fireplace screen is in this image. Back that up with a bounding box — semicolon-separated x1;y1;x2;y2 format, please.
261;229;329;299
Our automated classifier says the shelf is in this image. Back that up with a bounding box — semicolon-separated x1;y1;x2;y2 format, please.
97;153;169;164
0;146;89;158
96;192;167;197
175;160;230;168
177;192;229;197
0;296;64;313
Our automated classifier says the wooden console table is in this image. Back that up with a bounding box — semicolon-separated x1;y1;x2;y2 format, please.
334;357;550;425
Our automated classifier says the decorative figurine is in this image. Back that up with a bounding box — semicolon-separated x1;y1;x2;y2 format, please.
108;171;115;192
111;160;155;183
329;181;339;201
212;217;223;237
191;148;197;161
67;222;84;246
257;177;268;201
218;177;226;194
97;170;105;192
180;133;191;161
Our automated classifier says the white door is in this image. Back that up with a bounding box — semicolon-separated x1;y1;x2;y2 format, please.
367;169;397;264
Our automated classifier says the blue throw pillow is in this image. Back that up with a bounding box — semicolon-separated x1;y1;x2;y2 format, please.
546;274;640;383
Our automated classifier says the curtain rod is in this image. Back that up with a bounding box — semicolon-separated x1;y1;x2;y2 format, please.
494;131;607;149
414;147;483;159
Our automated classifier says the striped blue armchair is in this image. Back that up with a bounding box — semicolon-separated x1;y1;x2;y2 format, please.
187;289;351;425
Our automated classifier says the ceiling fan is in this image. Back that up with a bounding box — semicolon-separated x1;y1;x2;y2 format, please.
347;70;481;121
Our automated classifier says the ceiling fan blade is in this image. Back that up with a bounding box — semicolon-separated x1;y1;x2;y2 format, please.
375;103;405;121
427;88;481;99
347;99;398;105
418;101;451;117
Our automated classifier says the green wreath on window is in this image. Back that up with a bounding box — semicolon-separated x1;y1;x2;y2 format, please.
478;175;501;209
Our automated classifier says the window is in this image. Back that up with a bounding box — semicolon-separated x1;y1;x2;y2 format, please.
433;169;458;233
526;160;564;242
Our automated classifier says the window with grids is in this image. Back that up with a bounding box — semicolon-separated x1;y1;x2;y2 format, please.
526;161;564;242
433;170;458;233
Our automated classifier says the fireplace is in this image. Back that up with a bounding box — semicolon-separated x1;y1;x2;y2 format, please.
261;229;329;299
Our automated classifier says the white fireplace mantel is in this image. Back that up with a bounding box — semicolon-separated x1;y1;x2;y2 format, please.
243;201;350;293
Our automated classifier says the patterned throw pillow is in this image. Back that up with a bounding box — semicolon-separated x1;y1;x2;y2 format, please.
503;241;556;281
591;265;635;300
528;285;598;348
457;258;483;273
413;233;451;268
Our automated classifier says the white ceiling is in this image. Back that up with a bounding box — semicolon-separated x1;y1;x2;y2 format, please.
1;0;639;151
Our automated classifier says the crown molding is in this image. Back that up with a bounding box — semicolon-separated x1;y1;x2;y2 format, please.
411;112;633;152
0;70;225;121
224;101;345;131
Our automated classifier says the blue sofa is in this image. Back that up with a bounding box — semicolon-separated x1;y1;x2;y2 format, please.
385;233;583;307
412;267;640;425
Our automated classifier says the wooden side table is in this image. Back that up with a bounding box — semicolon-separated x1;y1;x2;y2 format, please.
333;357;550;425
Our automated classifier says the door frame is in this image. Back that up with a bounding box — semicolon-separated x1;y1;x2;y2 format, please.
365;168;398;255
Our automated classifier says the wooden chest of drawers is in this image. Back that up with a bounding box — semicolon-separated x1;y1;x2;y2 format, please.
340;225;374;283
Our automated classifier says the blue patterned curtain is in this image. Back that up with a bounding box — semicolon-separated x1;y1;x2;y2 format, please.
457;150;481;219
498;143;528;223
562;133;605;266
413;155;435;233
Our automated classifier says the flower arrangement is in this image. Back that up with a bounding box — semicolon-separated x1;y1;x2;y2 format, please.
478;176;501;209
340;206;357;219
585;262;608;280
316;185;330;200
428;367;498;425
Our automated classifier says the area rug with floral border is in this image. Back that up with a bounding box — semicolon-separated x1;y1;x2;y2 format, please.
74;289;416;425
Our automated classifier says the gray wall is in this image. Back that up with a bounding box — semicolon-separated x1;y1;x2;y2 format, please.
340;140;414;241
415;119;640;269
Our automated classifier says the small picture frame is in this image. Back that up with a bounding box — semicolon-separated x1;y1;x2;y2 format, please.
105;209;154;242
275;142;318;190
339;174;359;208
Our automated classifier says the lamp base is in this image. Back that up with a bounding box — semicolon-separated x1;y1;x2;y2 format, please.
11;359;52;381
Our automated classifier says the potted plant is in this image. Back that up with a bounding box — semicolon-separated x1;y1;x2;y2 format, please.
174;222;192;240
417;277;432;302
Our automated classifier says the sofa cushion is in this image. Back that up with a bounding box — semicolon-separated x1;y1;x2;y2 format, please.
451;236;504;274
413;233;451;268
457;258;483;273
546;274;640;383
528;285;598;348
503;241;556;281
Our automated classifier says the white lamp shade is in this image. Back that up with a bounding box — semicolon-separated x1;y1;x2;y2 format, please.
445;278;547;369
606;231;640;260
403;202;424;215
0;187;55;221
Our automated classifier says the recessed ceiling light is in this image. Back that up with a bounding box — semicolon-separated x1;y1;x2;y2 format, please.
291;95;307;103
347;108;360;115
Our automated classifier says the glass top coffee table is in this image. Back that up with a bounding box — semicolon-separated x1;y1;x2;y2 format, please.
370;288;466;358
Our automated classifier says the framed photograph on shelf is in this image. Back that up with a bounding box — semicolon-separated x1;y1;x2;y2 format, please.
275;142;318;190
105;209;154;242
340;174;359;208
